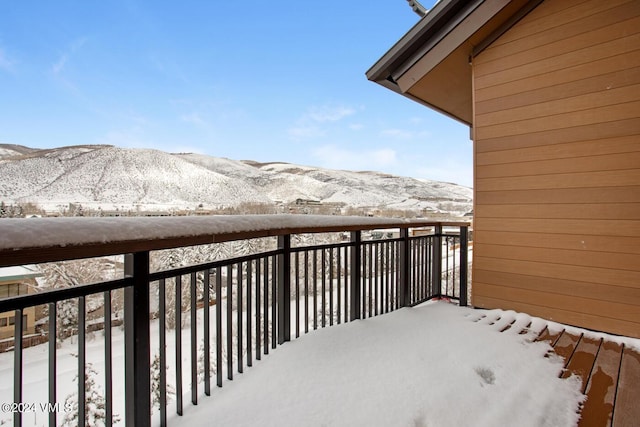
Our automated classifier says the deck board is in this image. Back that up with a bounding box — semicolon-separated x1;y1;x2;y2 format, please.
480;312;638;426
579;340;623;427
535;326;563;346
612;347;640;426
562;336;601;389
553;331;581;361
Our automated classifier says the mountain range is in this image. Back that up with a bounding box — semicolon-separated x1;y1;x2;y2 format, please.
0;144;472;216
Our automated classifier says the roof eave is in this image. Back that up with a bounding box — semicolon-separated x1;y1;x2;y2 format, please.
366;0;468;83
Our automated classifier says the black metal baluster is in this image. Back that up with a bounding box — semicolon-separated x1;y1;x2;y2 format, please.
374;243;379;316
412;239;418;304
390;241;396;310
190;272;197;405
295;252;300;338
124;252;151;426
329;248;334;326
344;246;349;321
321;249;326;328
387;241;392;312
237;262;244;374
48;303;56;427
263;258;269;354
159;279;168;425
246;262;253;367
203;272;211;396
13;308;23;427
78;297;86;425
452;236;458;298
337;247;342;324
350;232;361;321
313;250;318;330
255;260;261;361
398;229;409;308
277;236;291;345
420;238;426;301
175;275;183;415
227;265;233;380
104;291;113;427
216;268;223;386
459;226;469;306
362;244;367;318
425;236;434;298
416;238;422;302
304;251;309;333
433;225;443;298
368;244;373;318
271;255;277;350
446;237;451;295
383;242;388;314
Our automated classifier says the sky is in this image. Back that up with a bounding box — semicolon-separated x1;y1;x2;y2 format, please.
0;1;473;187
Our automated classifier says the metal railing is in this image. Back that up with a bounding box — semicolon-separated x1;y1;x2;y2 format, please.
0;215;469;427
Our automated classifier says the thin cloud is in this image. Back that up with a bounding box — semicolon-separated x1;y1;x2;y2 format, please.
288;125;325;140
288;104;356;141
0;47;17;72
51;37;87;75
307;105;355;122
381;128;431;140
312;144;398;171
415;163;473;187
180;112;207;126
97;127;153;149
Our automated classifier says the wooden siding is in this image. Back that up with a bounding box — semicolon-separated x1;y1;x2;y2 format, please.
472;0;640;338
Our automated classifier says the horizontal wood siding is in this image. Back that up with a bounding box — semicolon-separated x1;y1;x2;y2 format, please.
472;0;640;337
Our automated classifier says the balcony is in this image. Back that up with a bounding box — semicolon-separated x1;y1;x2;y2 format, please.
0;215;637;426
0;215;469;426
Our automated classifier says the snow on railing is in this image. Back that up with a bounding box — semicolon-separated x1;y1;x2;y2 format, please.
0;215;469;427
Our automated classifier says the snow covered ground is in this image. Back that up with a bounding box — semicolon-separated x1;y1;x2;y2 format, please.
170;301;586;427
4;300;638;426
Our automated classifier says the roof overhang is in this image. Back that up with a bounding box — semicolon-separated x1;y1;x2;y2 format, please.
367;0;542;125
0;266;41;284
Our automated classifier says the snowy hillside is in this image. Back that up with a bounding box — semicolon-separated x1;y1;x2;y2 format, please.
0;143;38;159
0;144;472;215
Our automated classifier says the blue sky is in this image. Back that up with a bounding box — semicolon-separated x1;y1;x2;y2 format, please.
0;1;472;187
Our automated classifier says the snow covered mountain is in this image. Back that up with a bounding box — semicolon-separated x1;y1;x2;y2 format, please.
0;144;472;216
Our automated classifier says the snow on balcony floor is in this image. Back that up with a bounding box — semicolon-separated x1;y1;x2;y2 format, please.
171;301;585;427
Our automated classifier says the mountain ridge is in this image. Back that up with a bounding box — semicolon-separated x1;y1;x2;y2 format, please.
0;144;472;216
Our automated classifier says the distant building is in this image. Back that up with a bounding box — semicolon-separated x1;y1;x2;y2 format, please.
295;198;321;206
0;266;41;340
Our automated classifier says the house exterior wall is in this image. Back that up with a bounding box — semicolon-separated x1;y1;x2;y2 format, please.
0;279;37;340
471;0;640;337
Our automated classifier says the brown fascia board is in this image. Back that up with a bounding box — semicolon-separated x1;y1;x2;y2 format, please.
366;2;486;79
366;0;470;82
367;0;541;125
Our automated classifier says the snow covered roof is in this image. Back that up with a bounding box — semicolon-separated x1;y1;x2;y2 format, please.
0;265;41;282
0;215;469;267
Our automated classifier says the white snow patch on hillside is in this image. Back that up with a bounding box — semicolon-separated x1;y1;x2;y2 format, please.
1;145;473;215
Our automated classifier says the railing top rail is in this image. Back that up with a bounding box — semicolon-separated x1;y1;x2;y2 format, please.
0;214;469;267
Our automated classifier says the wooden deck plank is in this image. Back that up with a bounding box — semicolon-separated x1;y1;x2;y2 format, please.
578;341;623;427
493;316;515;331
553;331;581;362
471;308;637;426
612;347;640;426
535;326;563;346
561;336;602;389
